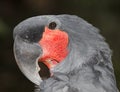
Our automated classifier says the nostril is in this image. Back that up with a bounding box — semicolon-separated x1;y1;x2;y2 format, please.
38;62;50;80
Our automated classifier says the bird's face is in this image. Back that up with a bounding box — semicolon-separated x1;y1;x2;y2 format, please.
13;16;69;85
13;15;106;86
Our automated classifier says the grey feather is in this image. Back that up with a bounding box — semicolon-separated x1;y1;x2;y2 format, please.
35;15;119;92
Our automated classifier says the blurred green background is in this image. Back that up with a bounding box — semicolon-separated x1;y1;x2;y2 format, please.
0;0;120;92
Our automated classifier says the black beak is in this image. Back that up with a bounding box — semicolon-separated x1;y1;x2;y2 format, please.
14;36;43;85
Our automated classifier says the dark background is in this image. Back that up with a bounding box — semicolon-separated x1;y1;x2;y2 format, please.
0;0;120;92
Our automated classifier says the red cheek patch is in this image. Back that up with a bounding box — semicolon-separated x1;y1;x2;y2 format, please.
39;27;68;65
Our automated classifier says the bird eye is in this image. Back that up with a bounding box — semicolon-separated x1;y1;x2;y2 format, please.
48;22;57;30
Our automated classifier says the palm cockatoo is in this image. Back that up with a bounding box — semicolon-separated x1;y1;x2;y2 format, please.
13;15;119;92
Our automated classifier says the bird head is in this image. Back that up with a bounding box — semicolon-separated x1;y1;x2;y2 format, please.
13;15;110;85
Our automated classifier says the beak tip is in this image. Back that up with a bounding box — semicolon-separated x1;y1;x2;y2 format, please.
14;36;43;85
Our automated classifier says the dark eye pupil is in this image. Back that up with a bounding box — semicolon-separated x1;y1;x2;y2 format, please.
48;22;57;29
